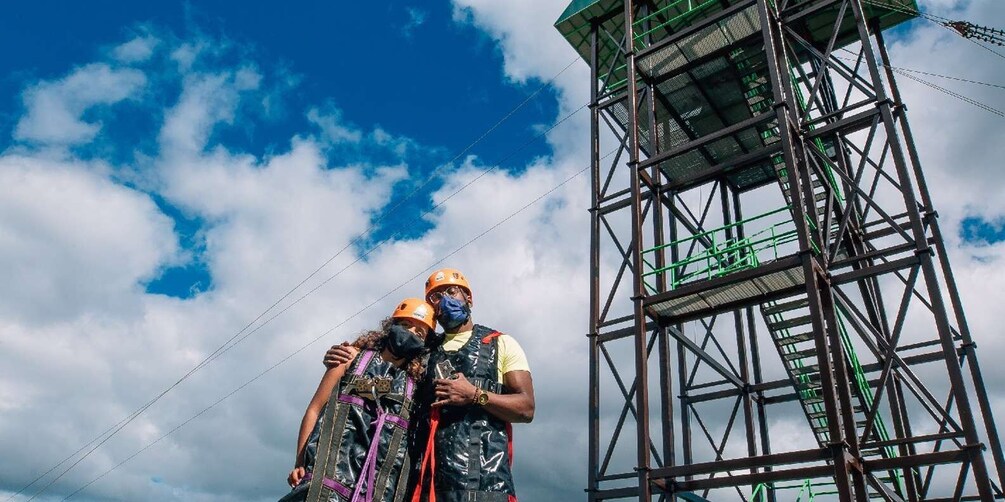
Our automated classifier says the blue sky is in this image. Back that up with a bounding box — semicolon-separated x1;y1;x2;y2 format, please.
0;1;562;300
1;1;558;162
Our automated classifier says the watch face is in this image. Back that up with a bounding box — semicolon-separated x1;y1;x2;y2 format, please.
477;392;489;405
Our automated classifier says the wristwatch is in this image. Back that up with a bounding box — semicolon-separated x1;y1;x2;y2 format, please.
474;388;489;406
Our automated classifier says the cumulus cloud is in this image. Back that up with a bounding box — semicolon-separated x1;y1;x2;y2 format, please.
158;68;261;155
113;35;159;63
0;155;179;325
306;105;363;144
14;63;146;146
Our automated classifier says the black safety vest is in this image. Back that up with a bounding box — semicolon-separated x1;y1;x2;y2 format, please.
418;324;516;502
281;350;419;502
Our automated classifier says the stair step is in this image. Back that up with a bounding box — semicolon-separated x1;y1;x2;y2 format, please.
776;177;825;190
802;395;825;406
776;331;814;345
782;348;818;362
769;315;813;331
790;364;819;376
762;297;809;315
795;379;821;391
808;410;829;420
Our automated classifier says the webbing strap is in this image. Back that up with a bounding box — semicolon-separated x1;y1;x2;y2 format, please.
308;349;376;502
301;473;352;499
307;391;350;502
466;421;483;490
338;393;366;407
506;423;514;467
349;408;388;502
480;331;502;344
411;408;440;502
354;350;376;375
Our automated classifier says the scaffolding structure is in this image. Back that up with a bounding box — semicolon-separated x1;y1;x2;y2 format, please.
556;0;1005;499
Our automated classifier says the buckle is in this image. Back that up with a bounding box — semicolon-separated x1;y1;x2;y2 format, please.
351;376;394;399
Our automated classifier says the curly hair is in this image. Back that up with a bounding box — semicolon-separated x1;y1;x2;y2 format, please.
350;317;427;381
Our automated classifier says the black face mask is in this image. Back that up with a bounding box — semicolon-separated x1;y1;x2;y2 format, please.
424;329;445;349
385;324;426;361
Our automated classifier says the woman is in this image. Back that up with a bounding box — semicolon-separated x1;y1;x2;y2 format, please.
281;298;436;502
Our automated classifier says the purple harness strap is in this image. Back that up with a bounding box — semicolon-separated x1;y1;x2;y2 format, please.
301;472;352;499
338;393;366;407
340;352;417;502
354;350;376;375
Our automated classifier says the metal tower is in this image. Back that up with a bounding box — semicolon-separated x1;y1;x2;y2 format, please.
556;0;1005;499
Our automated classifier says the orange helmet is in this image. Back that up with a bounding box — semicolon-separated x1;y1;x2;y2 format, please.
391;298;436;332
424;268;472;298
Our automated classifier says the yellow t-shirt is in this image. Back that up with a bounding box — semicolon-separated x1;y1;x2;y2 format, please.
441;330;531;383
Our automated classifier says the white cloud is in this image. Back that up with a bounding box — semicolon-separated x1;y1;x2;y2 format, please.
113;35;159;63
158;68;260;155
14;63;146;146
306;106;363;144
403;7;428;38
0;154;178;324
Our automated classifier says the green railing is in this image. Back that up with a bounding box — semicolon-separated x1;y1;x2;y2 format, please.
632;0;721;46
835;306;905;491
641;206;800;292
756;305;905;498
752;480;838;501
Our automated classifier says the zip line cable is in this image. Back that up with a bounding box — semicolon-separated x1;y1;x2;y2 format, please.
10;55;583;502
890;66;1005;91
202;102;589;368
861;0;1005;60
59;152;608;501
832;49;1005;118
892;67;1005;118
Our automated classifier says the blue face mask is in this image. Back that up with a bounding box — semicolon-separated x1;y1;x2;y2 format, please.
436;295;471;330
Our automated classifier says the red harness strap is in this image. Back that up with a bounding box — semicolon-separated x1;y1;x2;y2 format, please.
411;408;440;502
484;332;518;502
480;331;502;344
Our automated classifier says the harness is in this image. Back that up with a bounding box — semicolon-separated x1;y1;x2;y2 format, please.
302;350;417;502
412;326;517;502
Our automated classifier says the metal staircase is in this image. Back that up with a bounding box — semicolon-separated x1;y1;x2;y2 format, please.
759;295;904;497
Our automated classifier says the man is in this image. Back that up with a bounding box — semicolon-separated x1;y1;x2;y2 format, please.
324;268;534;502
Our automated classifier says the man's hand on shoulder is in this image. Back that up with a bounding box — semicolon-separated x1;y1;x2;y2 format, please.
323;342;359;368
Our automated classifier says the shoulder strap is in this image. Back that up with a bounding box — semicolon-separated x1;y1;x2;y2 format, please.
353;349;376;375
481;330;503;344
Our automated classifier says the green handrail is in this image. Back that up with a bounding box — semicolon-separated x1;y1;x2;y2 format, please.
640;204;824;292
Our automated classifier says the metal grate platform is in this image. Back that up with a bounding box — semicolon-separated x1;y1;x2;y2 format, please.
644;255;805;321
